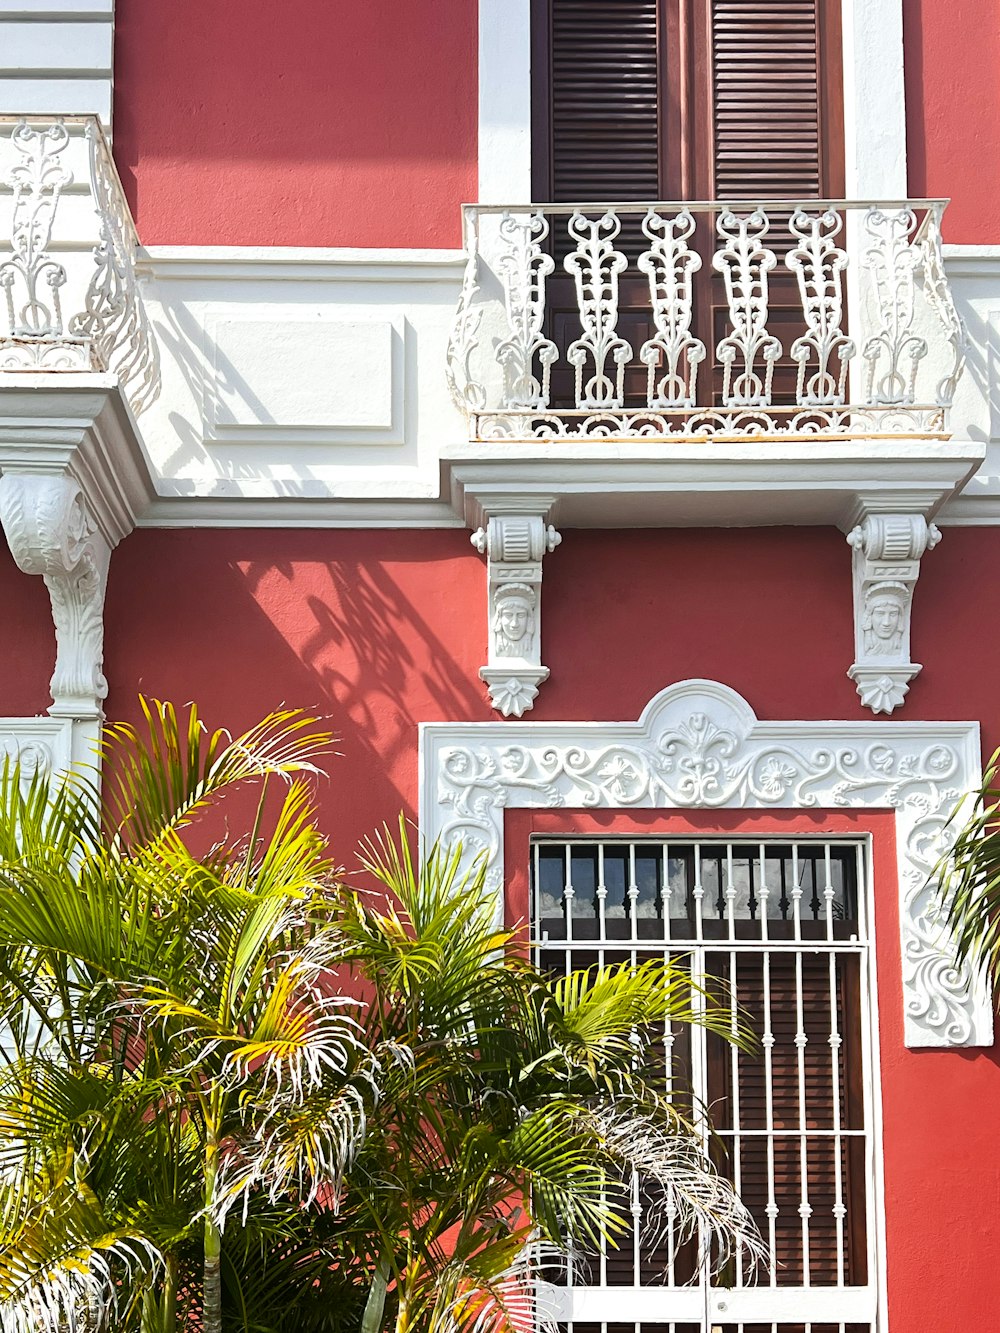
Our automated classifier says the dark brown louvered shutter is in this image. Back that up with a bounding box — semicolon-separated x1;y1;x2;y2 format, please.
707;0;844;201
532;0;843;204
694;0;845;401
532;0;663;203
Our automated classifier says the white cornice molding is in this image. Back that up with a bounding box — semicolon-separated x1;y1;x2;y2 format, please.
420;679;991;1050
136;247;467;284
0;375;155;545
0;1;113;130
444;440;984;532
941;244;1000;278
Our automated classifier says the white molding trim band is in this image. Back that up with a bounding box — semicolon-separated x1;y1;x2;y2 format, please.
0;1;114;130
420;679;991;1050
841;0;906;198
478;0;532;205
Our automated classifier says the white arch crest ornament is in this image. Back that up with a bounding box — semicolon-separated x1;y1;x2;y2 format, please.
419;680;992;1049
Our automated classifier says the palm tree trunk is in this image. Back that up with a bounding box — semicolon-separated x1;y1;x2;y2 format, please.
161;1253;178;1333
203;1124;222;1333
361;1252;390;1333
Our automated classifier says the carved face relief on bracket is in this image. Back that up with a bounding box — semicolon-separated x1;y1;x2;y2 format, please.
419;678;991;1050
492;582;536;658
861;581;907;657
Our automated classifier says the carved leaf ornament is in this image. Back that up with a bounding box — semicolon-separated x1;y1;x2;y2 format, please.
420;680;991;1050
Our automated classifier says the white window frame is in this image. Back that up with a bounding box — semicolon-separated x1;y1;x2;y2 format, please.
529;831;880;1330
419;679;989;1051
477;0;908;203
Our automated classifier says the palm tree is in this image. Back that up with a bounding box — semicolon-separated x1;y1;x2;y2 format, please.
0;699;761;1333
938;746;1000;990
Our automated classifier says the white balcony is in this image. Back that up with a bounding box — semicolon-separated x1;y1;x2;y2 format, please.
0;115;158;418
442;200;984;531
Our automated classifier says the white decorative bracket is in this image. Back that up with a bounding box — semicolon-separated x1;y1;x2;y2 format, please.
471;510;561;717
0;472;110;720
847;513;941;714
419;678;991;1048
0;379;153;767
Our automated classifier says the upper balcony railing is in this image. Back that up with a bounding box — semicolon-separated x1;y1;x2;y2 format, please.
0;116;159;416
447;200;966;445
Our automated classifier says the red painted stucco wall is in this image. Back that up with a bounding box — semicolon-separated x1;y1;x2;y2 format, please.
0;542;62;718
102;522;1000;1331
904;0;1000;243
111;0;1000;251
112;0;477;247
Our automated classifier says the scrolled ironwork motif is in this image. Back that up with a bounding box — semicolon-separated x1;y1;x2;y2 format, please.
446;211;486;412
563;210;632;409
918;203;968;407
637;207;705;407
785;207;855;405
69;121;160;415
862;206;927;405
0;120;73;346
495;211;558;409
712;208;782;406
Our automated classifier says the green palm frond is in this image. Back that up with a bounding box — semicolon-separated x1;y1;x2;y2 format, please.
101;698;335;849
938;749;1000;989
0;1148;159;1333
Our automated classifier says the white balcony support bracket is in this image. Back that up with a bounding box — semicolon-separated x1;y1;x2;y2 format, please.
0;377;154;767
0;471;110;722
471;507;561;717
846;512;941;715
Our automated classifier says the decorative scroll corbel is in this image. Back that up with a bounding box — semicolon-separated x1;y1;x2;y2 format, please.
0;473;110;719
471;514;562;717
847;514;941;714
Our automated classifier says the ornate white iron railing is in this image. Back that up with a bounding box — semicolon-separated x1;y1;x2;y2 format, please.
0;116;159;416
447;200;965;444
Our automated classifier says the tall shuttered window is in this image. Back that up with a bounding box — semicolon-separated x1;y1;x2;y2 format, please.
532;0;844;202
532;835;879;1332
531;0;845;406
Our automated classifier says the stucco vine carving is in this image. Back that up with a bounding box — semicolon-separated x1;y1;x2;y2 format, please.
0;473;110;717
419;679;990;1050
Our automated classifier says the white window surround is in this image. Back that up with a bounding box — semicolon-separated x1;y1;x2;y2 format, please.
419;678;992;1050
477;0;907;203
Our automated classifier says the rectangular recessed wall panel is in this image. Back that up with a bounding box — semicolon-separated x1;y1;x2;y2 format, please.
205;315;402;444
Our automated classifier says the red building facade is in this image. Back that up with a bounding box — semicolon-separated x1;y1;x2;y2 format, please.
1;2;999;1327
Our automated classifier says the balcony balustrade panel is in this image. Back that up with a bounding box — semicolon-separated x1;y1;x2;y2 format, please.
447;200;966;446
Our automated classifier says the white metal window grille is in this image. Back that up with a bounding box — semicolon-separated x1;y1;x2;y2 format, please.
531;837;879;1333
